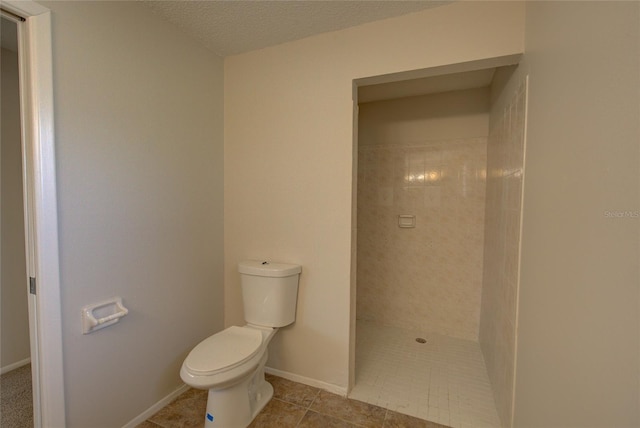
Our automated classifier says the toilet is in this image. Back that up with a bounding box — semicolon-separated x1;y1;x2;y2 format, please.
180;260;302;428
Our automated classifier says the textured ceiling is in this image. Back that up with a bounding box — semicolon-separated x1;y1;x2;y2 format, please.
140;0;450;57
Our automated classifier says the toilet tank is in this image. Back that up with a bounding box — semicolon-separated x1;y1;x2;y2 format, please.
238;260;301;327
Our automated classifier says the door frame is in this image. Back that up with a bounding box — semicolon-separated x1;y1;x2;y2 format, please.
3;1;65;426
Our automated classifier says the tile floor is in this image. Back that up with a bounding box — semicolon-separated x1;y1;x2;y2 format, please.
137;373;449;428
349;321;500;428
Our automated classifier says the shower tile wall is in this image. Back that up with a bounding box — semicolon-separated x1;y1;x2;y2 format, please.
479;77;527;427
357;137;487;340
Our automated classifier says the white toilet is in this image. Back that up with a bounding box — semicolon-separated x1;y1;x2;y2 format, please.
180;260;301;428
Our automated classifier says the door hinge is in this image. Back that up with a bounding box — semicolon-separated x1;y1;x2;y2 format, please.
29;276;36;295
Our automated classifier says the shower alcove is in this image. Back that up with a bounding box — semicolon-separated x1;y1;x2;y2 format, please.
350;57;528;428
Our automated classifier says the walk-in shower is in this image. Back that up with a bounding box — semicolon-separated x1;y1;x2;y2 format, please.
351;64;527;428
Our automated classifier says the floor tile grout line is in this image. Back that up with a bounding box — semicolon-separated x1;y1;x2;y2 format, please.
305;387;321;410
145;418;168;428
295;389;319;426
294;408;309;427
273;386;321;427
301;391;389;428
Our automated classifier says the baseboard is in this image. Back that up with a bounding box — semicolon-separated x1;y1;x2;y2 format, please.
265;366;347;397
121;383;190;428
0;357;30;375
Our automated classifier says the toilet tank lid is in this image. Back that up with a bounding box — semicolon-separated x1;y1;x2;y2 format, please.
238;260;301;277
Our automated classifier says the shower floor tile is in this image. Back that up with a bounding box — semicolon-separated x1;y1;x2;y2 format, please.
350;321;500;428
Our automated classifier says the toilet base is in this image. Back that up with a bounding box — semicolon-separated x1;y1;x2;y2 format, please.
203;354;273;428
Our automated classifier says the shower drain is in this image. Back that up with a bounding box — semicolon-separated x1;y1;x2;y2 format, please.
415;337;427;344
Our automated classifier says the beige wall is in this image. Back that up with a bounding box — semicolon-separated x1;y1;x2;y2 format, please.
40;2;224;426
359;88;490;146
357;89;489;340
513;1;639;426
1;46;30;371
224;1;525;391
479;73;527;427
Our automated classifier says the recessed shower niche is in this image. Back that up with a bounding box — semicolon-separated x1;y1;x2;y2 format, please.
351;60;528;428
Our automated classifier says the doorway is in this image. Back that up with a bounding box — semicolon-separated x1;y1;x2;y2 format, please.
0;2;66;426
349;57;527;428
1;15;33;428
353;73;498;428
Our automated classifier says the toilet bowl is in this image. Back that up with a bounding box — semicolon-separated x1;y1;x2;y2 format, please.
180;324;277;427
180;260;301;428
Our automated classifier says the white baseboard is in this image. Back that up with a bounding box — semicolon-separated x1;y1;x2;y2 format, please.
265;366;347;397
1;357;31;375
121;383;190;428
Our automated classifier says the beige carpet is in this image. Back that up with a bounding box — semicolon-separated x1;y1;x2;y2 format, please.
0;364;33;428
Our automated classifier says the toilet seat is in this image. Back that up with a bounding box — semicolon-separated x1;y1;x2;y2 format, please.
184;326;263;376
